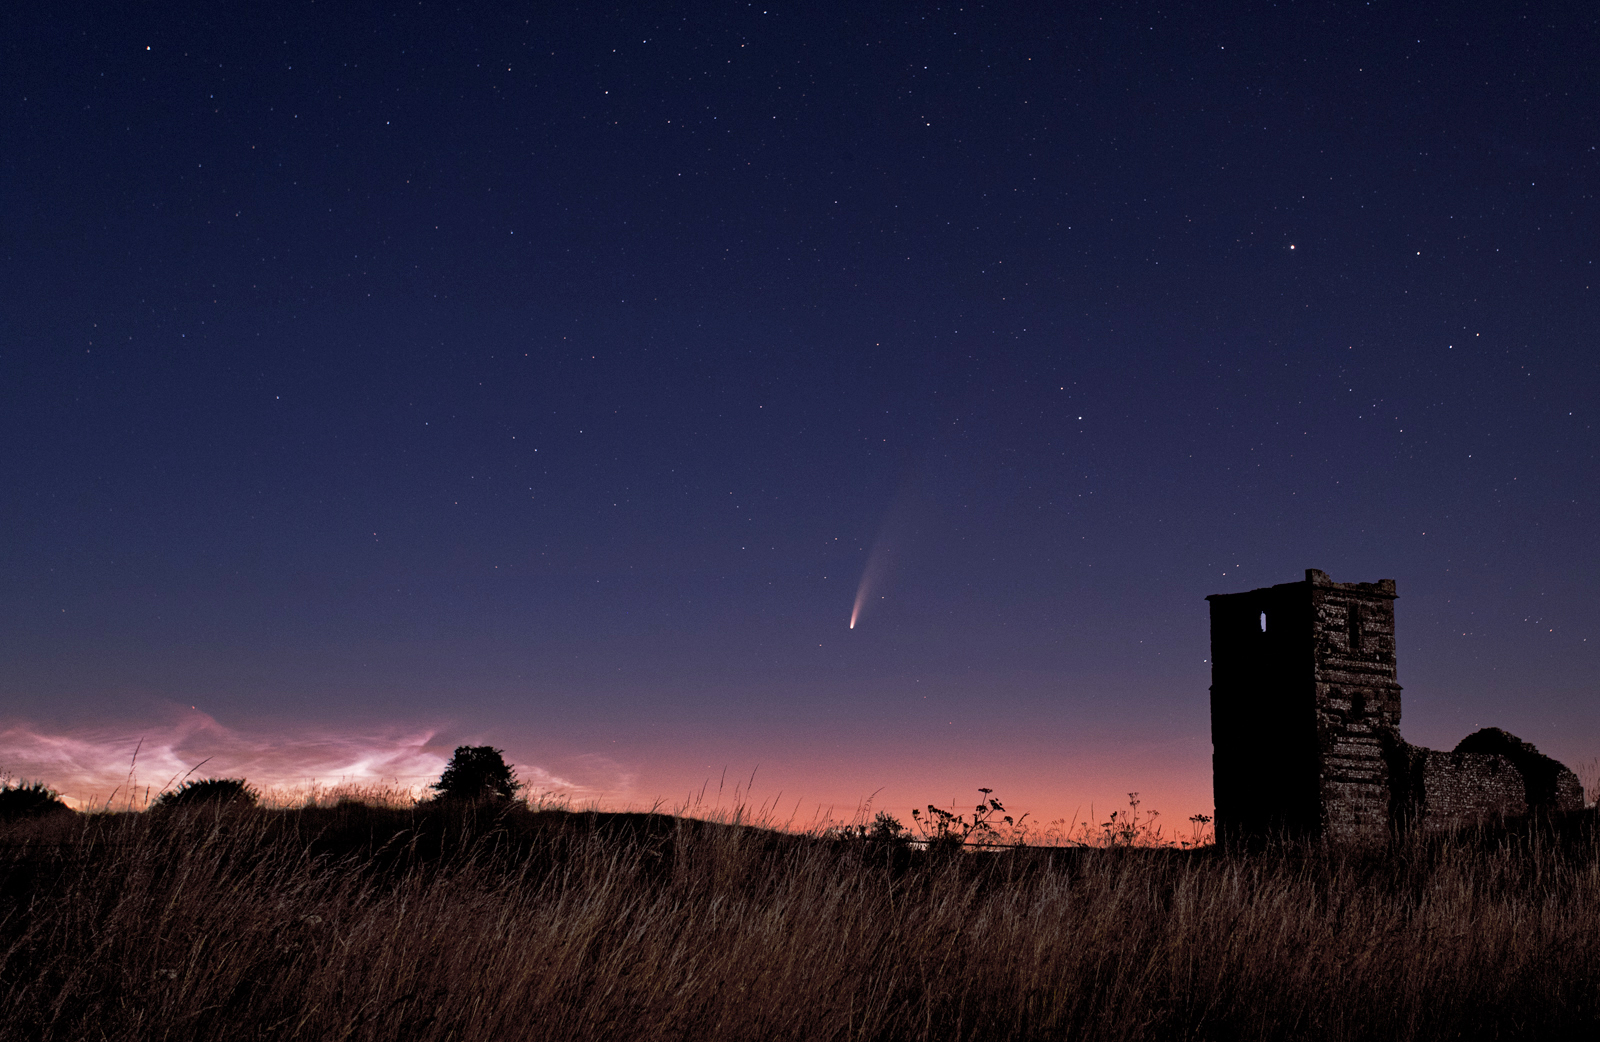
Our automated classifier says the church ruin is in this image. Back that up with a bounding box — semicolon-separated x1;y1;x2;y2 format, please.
1208;568;1584;845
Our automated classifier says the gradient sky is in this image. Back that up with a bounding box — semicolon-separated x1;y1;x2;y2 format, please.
3;3;1596;826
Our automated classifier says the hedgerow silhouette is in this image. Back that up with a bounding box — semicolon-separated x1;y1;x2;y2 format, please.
0;781;70;820
154;777;260;809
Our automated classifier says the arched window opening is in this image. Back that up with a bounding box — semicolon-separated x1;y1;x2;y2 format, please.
1259;611;1267;633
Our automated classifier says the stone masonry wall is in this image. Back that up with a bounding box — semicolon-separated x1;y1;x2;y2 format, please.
1395;745;1528;831
1454;727;1586;813
1308;570;1401;844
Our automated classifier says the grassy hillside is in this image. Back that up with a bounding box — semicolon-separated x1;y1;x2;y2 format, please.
1;801;1597;1041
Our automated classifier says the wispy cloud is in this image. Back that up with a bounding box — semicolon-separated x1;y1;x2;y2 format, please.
0;708;642;810
0;709;449;808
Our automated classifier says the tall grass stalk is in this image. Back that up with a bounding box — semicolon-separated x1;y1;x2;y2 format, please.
1;802;1596;1040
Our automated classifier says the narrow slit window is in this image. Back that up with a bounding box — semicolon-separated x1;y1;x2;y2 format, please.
1259;611;1267;633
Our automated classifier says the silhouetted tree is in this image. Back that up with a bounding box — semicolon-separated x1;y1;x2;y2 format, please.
0;781;72;820
154;778;260;809
431;746;523;801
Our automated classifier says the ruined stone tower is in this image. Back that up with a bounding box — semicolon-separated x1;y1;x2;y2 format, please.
1208;569;1583;846
1208;569;1400;845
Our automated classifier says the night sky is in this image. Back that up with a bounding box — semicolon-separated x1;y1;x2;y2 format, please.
4;3;1596;825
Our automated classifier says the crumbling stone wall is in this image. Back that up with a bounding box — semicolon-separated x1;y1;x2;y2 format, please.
1385;727;1583;832
1209;570;1585;846
1388;741;1528;830
1454;727;1585;812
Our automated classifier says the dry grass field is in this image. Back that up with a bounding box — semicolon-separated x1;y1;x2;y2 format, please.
1;798;1597;1041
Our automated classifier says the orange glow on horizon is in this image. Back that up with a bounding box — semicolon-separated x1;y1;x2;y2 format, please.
1;711;1214;835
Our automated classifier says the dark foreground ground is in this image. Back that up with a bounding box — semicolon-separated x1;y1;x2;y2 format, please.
1;801;1597;1041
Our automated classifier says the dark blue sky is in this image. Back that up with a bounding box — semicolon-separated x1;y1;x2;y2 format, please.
3;2;1595;818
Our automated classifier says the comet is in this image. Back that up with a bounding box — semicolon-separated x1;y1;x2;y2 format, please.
848;528;895;630
846;465;926;630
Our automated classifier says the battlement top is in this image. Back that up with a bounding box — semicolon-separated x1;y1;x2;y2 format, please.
1206;569;1395;601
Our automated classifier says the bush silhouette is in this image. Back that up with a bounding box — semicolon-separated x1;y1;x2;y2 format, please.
431;746;523;801
0;781;71;820
869;811;907;843
154;777;260;809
